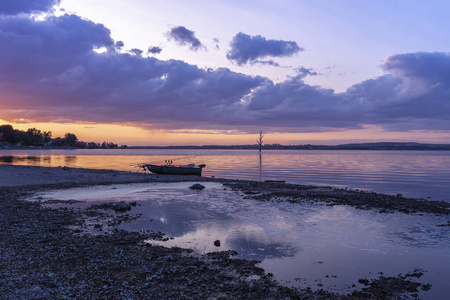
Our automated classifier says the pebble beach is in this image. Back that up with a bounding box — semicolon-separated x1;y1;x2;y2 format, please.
1;165;448;299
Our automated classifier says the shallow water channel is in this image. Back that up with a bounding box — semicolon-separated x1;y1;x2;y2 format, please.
33;182;449;298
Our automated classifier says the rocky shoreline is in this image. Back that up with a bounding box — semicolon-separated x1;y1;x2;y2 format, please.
1;165;444;299
222;180;450;216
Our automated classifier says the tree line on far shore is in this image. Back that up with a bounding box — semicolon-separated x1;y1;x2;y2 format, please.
0;125;127;149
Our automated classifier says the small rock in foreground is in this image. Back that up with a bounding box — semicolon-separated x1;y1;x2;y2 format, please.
189;183;205;190
89;201;137;212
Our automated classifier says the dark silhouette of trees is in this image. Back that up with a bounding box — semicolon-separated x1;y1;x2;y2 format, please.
0;124;123;148
43;131;52;143
88;142;101;148
0;125;54;146
26;128;43;145
0;125;32;145
64;133;78;146
0;125;19;144
101;141;118;148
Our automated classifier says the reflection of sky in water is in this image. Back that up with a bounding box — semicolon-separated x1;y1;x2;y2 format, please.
4;149;450;201
34;182;450;297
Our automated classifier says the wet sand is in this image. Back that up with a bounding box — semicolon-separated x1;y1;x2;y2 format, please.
0;164;212;187
0;164;445;299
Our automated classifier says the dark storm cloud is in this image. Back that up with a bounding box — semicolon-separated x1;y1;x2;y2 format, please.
0;0;60;15
227;32;303;65
148;46;162;54
167;26;204;51
0;3;449;133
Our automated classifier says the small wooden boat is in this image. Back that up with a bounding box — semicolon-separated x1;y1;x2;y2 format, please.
144;162;206;176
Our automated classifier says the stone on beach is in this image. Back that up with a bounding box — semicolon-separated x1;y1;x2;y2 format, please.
189;183;206;190
88;201;137;212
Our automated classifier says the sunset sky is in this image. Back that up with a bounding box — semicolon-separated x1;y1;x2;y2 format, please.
1;0;450;145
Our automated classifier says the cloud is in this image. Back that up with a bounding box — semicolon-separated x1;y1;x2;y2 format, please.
243;52;450;131
0;0;60;15
245;76;357;129
0;4;449;134
213;38;220;50
227;32;303;65
148;46;162;54
115;41;125;50
129;48;143;56
167;26;204;51
252;60;281;67
0;12;263;128
294;67;318;79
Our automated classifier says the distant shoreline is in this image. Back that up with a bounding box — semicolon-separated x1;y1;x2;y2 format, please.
2;141;450;151
125;142;450;151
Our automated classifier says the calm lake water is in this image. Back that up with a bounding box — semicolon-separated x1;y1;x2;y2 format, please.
1;149;449;202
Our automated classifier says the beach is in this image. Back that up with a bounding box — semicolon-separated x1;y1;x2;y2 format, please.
1;165;447;299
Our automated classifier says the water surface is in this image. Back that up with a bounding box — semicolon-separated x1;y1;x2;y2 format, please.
3;149;449;201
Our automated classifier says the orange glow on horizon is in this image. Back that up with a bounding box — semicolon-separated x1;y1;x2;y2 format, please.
1;119;449;146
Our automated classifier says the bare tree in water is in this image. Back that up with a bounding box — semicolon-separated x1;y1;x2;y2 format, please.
257;131;264;152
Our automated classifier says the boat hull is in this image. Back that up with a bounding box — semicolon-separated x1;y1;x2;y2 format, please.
145;164;203;176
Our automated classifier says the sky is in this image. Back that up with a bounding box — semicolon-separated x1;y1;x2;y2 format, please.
1;0;450;146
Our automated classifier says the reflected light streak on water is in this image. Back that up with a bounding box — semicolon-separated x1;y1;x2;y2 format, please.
1;149;449;201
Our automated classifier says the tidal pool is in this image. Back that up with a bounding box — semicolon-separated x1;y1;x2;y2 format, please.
33;182;450;298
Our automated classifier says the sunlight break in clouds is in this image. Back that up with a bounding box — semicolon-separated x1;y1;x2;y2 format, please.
0;0;449;145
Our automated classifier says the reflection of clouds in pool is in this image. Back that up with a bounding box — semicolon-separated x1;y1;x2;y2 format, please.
149;220;299;260
226;233;298;260
34;182;450;297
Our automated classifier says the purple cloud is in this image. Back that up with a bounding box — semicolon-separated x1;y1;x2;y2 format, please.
213;38;220;50
0;0;60;16
245;52;450;131
294;67;318;79
148;46;162;54
227;32;303;65
0;13;263;128
252;60;281;67
0;5;449;134
129;48;143;56
382;52;450;85
245;76;356;129
167;26;204;51
115;41;125;50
